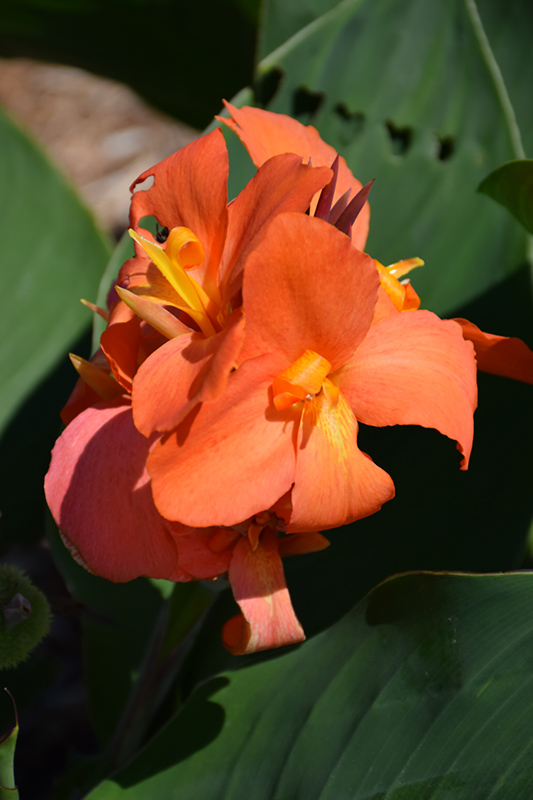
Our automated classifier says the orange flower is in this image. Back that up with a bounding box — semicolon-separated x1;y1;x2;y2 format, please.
99;127;332;432
147;214;477;532
221;102;533;386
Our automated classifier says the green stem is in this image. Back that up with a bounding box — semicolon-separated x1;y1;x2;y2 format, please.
105;582;214;770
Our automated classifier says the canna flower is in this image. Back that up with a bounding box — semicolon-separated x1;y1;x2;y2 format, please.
45;118;336;653
99;127;332;431
221;102;533;385
146;213;478;532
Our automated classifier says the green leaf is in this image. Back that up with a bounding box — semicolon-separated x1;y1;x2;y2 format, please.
0;104;111;437
479;159;533;234
0;0;259;129
0;693;18;798
249;0;533;314
85;573;533;799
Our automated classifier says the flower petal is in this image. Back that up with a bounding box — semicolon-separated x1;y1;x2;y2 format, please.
129;129;228;300
338;311;478;468
220;153;332;299
289;388;395;532
132;314;245;436
222;529;305;655
44;400;179;582
100;301;141;392
453;318;533;384
166;524;234;579
219;102;369;250
239;213;379;370
148;353;297;527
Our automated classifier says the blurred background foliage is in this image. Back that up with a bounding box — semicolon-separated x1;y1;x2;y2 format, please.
0;0;532;797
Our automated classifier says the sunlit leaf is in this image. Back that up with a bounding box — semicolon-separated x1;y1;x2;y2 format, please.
86;573;533;799
246;0;533;315
0;104;111;437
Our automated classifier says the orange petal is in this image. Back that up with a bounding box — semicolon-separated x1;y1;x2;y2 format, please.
44;400;179;582
222;529;305;655
100;300;141;392
166;525;234;579
453;318;533;384
68;353;121;401
278;532;330;557
272;349;331;410
338;310;478;468
219;102;369;251
220;153;332;300
148;353;297;527
132;313;245;436
238;214;379;370
129;129;228;303
289;386;395;532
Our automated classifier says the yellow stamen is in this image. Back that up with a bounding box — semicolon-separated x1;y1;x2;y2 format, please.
129;229;216;337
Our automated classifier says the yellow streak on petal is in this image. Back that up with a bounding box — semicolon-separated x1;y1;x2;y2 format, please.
69;353;120;400
387;257;424;279
129;230;216;337
374;258;423;312
115;286;190;339
80;298;108;321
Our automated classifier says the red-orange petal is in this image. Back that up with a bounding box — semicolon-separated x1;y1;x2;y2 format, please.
278;532;330;557
219;102;369;250
453;318;533;384
289;387;395;532
132;314;245;436
238;213;379;370
166;525;234;579
148;353;297;527
44;400;178;582
220;153;332;300
338;311;478;469
129;129;229;299
100;300;141;392
222;529;305;655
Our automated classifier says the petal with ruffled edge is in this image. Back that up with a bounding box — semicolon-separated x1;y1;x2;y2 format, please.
132;313;245;436
222;529;305;655
218;102;369;251
289;387;395;532
148;353;297;527
44;399;179;582
129;129;229;302
239;214;379;369
220;153;332;300
453;318;533;384
337;311;478;469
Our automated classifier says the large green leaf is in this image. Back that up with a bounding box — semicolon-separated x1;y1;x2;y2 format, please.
0;104;110;437
479;160;533;235
0;0;259;129
249;0;533;315
86;573;533;798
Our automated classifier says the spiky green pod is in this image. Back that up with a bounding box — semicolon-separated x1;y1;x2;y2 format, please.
0;565;51;670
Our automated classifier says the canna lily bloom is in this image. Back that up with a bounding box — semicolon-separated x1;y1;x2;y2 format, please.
221;102;533;385
146;213;478;532
99;127;332;431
